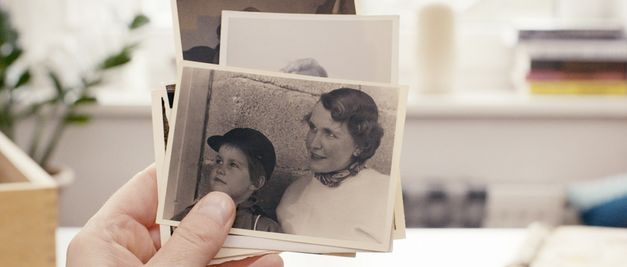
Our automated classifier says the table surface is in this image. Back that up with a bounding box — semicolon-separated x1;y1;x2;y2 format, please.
57;228;526;266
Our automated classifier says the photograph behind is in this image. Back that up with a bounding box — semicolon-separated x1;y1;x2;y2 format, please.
174;0;356;64
220;11;398;83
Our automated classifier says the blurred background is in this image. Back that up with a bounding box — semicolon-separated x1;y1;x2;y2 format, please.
1;0;627;230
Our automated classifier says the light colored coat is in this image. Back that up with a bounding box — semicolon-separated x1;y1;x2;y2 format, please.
276;168;390;243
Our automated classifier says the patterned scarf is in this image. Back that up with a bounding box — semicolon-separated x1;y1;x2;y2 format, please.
314;161;366;188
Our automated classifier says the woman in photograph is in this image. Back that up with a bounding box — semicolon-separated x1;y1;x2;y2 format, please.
280;57;328;77
276;88;389;243
173;128;282;233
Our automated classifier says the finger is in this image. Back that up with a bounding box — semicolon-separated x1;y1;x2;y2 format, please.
216;254;284;267
147;192;235;267
148;224;162;249
73;164;160;264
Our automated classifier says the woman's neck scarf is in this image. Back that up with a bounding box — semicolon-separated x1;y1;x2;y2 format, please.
314;161;366;188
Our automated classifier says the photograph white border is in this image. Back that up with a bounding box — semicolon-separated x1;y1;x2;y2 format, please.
157;61;407;252
218;11;405;239
220;11;399;84
170;0;357;66
153;84;361;255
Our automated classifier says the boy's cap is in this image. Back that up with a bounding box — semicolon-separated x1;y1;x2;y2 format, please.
207;128;276;179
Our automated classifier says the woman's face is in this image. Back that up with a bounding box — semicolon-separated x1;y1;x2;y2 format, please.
209;145;253;203
305;102;358;173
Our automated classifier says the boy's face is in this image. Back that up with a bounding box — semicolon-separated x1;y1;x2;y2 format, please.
209;144;253;203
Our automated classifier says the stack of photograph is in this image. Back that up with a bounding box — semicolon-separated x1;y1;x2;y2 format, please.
151;0;408;264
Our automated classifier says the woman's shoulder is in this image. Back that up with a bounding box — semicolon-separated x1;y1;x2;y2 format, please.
359;168;389;181
344;168;390;193
284;175;313;194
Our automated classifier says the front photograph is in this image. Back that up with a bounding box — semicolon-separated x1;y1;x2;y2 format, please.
158;62;406;251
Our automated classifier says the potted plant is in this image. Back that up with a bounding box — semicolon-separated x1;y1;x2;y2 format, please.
0;7;149;181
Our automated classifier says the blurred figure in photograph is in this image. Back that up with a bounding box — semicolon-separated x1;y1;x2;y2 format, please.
183;7;260;64
183;24;221;64
173;128;281;232
276;88;389;243
280;57;328;77
316;0;356;14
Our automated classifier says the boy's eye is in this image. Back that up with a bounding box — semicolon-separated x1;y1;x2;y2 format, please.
230;162;239;168
215;158;223;165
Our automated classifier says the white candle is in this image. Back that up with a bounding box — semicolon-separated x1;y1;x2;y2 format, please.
416;3;456;94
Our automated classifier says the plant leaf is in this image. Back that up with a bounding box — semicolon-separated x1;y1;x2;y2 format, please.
13;69;31;88
129;14;150;30
48;71;65;97
64;113;91;125
99;47;132;70
73;96;97;106
3;48;22;67
84;78;103;88
0;9;19;45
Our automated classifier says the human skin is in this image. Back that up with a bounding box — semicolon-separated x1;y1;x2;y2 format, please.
305;102;358;173
210;145;259;204
66;164;282;267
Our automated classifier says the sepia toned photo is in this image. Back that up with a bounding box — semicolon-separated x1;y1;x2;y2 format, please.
172;0;356;64
220;11;399;83
158;62;407;251
153;85;359;255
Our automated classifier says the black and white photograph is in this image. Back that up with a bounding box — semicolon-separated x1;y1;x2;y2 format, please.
153;85;359;256
158;62;406;251
172;0;356;64
153;88;360;257
220;11;399;83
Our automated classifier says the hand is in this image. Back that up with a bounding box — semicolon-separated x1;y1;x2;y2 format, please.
66;164;283;267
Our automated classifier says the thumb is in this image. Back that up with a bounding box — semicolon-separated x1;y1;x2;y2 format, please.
148;192;236;267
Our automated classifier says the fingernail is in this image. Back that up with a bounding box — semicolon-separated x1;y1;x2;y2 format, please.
198;192;233;225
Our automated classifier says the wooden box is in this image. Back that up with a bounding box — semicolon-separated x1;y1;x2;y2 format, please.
0;132;58;267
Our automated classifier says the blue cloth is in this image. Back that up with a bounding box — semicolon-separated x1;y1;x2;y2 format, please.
581;194;627;227
568;173;627;211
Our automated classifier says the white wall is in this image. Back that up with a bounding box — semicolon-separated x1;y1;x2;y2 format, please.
17;103;626;226
401;116;627;193
17;107;154;226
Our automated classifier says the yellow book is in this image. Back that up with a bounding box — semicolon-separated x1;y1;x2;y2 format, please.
529;80;627;95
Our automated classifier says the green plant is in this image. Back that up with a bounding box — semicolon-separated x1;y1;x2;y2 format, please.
0;7;31;140
0;8;149;168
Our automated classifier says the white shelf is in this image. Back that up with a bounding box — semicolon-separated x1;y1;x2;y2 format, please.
86;90;627;119
406;91;627;118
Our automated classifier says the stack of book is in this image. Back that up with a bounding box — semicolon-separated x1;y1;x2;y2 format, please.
517;22;627;95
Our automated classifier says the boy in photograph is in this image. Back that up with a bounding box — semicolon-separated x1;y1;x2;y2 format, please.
173;128;281;233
